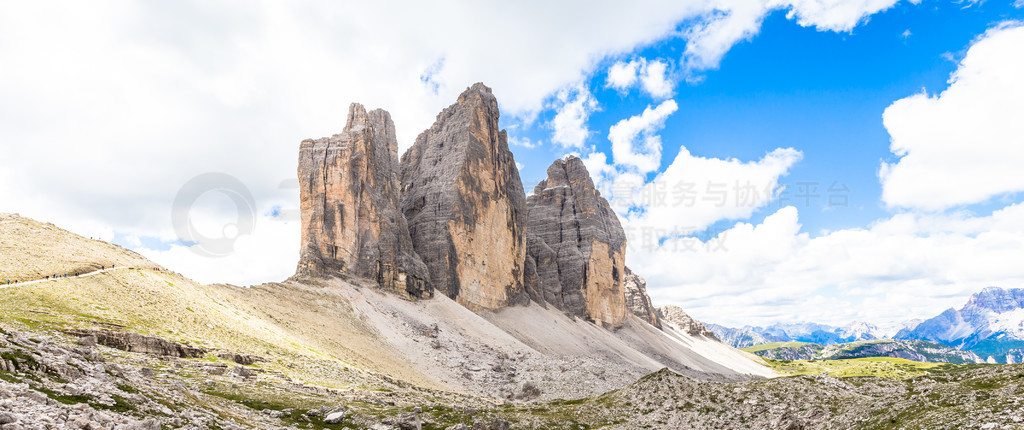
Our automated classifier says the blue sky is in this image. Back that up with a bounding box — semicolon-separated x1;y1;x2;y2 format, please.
3;1;1023;328
510;1;1023;237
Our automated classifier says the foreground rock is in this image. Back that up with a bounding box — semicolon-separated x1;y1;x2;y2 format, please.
400;83;528;309
657;306;718;339
3;323;1023;429
296;103;430;298
66;329;206;358
524;156;627;327
623;267;661;328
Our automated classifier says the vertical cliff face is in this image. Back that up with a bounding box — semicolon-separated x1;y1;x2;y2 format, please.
399;83;528;310
296;103;430;298
623;267;661;329
525;156;627;327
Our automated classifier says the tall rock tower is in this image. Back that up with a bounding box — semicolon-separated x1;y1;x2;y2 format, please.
399;83;529;310
524;156;628;327
296;103;430;299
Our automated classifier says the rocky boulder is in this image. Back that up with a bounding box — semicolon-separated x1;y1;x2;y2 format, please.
524;156;627;327
296;103;430;298
399;83;528;310
623;267;661;329
66;329;206;358
657;306;718;339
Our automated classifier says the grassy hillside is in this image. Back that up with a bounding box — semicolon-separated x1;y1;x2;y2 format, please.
763;357;990;378
0;213;155;281
741;341;815;353
743;338;982;364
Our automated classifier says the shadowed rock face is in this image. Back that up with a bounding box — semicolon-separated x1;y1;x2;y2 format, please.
623;267;661;329
399;83;528;310
296;103;430;299
525;156;627;327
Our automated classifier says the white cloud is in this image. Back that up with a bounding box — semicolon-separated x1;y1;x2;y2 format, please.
551;85;598;149
606;60;641;90
508;136;539;149
139;216;300;286
880;23;1024;210
680;0;903;75
605;58;675;98
681;2;773;73
609;100;679;173
622;147;802;234
777;0;902;32
638;202;1024;327
588;100;801;256
640;60;675;99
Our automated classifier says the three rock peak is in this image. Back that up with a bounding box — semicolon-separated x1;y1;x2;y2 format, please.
295;83;659;328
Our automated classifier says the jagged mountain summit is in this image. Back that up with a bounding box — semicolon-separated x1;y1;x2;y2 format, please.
399;83;530;310
524;155;628;327
295;103;430;298
896;287;1024;363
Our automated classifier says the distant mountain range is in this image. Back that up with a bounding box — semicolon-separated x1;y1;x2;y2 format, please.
706;321;888;349
712;287;1024;364
895;287;1024;363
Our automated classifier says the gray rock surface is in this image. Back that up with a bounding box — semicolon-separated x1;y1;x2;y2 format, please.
657;306;718;339
296;103;430;298
623;267;661;329
400;83;528;310
524;156;627;326
65;329;206;358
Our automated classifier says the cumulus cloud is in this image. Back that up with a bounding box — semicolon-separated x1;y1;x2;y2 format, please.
590;99;802;257
880;23;1024;210
605;58;675;98
621;147;803;235
508;136;539;149
777;0;903;32
609;100;679;174
638;202;1024;327
606;60;642;90
640;60;675;98
138;215;300;286
680;0;902;74
551;85;599;149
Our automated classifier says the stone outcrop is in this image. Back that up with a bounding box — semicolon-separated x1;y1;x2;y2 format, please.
524;156;627;327
623;267;661;329
66;329;206;358
296;103;430;299
399;83;528;310
656;306;718;339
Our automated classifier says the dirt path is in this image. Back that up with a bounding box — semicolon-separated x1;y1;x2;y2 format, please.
1;266;132;289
